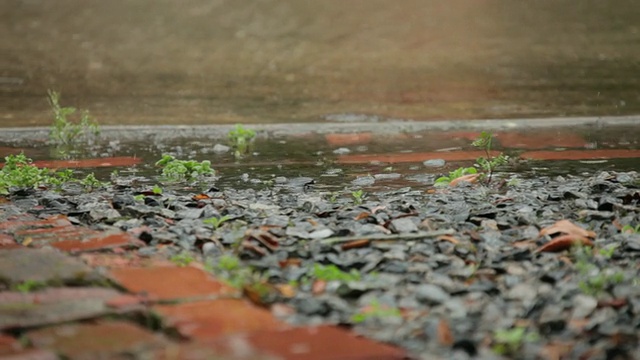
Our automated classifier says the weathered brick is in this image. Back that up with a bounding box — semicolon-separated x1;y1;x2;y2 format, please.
154;299;287;340
109;266;238;301
27;321;165;359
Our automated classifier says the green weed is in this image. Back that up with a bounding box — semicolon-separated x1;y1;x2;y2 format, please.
228;124;256;158
155;155;214;181
48;90;100;145
434;167;477;187
79;173;104;190
351;189;366;205
622;224;640;234
492;326;539;356
472;131;509;183
206;254;256;288
13;280;47;293
203;215;231;230
170;252;195;267
435;132;508;187
351;299;402;323
312;264;360;283
572;244;624;295
0;154;80;194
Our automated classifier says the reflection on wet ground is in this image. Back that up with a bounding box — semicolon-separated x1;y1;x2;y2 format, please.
1;122;638;192
2;0;640;126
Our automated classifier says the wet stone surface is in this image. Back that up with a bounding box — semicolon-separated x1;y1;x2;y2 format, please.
0;248;97;285
0;169;639;359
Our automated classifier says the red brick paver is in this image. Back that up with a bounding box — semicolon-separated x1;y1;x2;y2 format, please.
109;266;238;301
211;325;407;360
27;321;165;359
0;214;141;251
154;299;288;340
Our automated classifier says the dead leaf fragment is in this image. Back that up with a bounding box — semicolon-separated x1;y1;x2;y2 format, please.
536;234;593;253
437;319;454;346
354;212;372;221
312;280;327;295
278;258;302;268
341;239;370;250
539;220;596;239
192;193;210;201
275;284;296;298
436;235;459;245
538;341;574;360
449;174;480;187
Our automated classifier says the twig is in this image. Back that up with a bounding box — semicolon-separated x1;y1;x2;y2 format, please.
316;229;455;246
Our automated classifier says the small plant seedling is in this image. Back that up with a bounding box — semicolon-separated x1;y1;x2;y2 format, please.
217;254;240;271
492;327;539;356
206;254;257;288
572;244;625;295
48;90;100;145
434;167;477;187
170;252;195;267
228;124;256;158
80;173;104;190
0;153;83;194
622;224;640;234
203;215;231;230
155;154;214;181
598;245;618;259
152;184;163;195
472;131;508;183
312;264;360;283
351;300;402;323
13;280;47;293
351;189;365;205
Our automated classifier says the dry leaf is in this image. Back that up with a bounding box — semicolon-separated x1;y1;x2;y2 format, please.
437;319;454;346
275;284;296;298
536;234;593;253
246;230;279;251
539;220;596;239
371;205;386;214
341;239;370;250
278;258;302;268
449;174;480;187
597;298;627;309
192;193;210;201
436;235;460;245
312;280;327;295
354;212;372;221
538;341;574;360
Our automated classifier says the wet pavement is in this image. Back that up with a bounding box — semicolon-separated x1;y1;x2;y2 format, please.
0;120;639;359
2;1;640;357
2;0;640;126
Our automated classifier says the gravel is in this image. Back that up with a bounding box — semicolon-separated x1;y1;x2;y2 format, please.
5;169;640;359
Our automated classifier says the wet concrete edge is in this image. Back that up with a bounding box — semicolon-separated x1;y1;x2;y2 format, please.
1;115;639;142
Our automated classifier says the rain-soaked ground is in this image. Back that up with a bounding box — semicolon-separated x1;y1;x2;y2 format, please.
0;119;638;191
2;0;640;126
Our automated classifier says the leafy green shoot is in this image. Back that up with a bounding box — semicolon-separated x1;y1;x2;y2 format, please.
170;252;195;267
492;327;539;356
351;189;365;205
48;90;100;145
228;124;256;159
351;299;402;323
434;167;477;187
203;215;231;230
312;264;360;283
155;154;214;181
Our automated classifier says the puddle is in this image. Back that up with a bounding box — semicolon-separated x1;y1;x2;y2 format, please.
1;123;638;193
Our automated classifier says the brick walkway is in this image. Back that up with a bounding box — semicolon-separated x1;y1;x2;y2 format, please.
0;212;408;359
